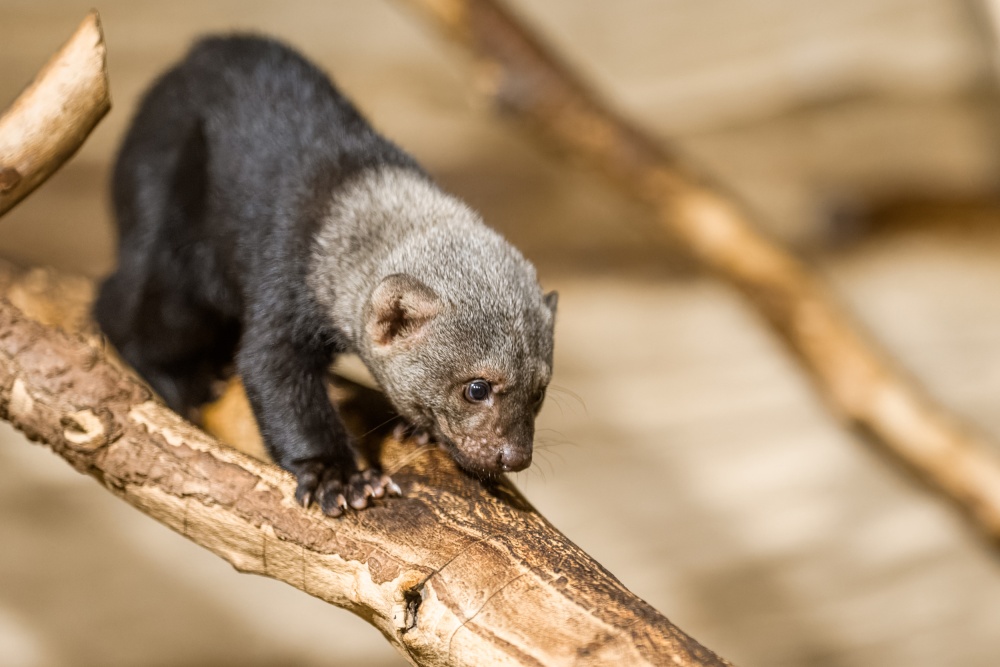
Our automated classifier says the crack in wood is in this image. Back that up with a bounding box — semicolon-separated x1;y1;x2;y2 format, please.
401;584;423;633
260;531;269;576
447;571;529;660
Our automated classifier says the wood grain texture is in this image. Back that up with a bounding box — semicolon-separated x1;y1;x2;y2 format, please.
0;11;110;216
396;0;1000;542
0;258;732;666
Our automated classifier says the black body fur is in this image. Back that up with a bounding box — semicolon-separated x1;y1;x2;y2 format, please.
96;35;555;515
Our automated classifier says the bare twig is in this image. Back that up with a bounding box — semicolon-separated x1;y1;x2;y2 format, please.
396;0;1000;540
0;11;110;216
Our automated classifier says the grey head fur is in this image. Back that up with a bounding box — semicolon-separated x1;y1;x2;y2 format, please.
308;166;556;476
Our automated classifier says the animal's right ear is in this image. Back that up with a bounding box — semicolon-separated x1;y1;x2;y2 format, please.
364;274;442;350
544;290;559;317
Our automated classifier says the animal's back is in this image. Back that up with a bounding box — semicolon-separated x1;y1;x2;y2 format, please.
113;36;411;258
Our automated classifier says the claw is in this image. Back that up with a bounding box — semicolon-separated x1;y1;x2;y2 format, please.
320;493;345;517
383;476;403;497
292;462;325;508
347;476;370;509
296;486;313;508
317;479;340;516
293;461;402;517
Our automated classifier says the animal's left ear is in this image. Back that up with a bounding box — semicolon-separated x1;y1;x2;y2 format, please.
544;290;559;316
365;273;442;350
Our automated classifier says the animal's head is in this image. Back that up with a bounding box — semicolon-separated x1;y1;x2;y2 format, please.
361;272;557;477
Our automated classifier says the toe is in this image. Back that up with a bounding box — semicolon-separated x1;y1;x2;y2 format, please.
294;467;322;508
381;474;403;497
318;479;347;517
361;469;384;499
347;477;369;510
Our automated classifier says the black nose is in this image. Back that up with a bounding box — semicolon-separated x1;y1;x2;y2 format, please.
498;443;532;472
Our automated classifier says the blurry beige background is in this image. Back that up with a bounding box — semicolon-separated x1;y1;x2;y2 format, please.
3;1;1000;665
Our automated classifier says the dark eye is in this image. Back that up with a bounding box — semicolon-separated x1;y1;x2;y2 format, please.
464;379;491;403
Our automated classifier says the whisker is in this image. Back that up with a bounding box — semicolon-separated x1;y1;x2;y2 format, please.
357;414;402;439
545;448;567;468
515;458;549;485
549;384;587;414
532;451;554;480
544;393;567;419
385;444;435;475
534;429;579;451
534;444;574;462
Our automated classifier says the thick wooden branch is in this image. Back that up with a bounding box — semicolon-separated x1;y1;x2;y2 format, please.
397;0;1000;542
0;11;110;216
0;261;732;666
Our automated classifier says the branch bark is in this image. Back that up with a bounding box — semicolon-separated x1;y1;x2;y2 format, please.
0;11;111;216
0;261;732;667
396;0;1000;542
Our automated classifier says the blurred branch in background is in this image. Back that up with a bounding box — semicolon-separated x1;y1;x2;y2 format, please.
980;0;1000;76
0;13;733;667
396;0;1000;542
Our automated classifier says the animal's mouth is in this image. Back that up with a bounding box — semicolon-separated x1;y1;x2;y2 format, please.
430;429;475;471
436;430;533;478
423;411;530;479
454;457;505;481
427;426;500;480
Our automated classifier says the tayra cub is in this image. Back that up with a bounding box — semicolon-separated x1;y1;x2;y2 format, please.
95;35;557;516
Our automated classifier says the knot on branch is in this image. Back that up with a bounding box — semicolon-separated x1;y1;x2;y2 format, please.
61;408;113;450
393;570;427;633
0;167;21;193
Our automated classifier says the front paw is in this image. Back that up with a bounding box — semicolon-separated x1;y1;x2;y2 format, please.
319;469;403;517
292;460;402;517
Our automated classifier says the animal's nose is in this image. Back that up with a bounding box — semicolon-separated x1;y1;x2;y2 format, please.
498;443;532;472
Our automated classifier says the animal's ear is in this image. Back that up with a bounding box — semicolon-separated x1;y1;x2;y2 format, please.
544;290;559;317
365;274;442;349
